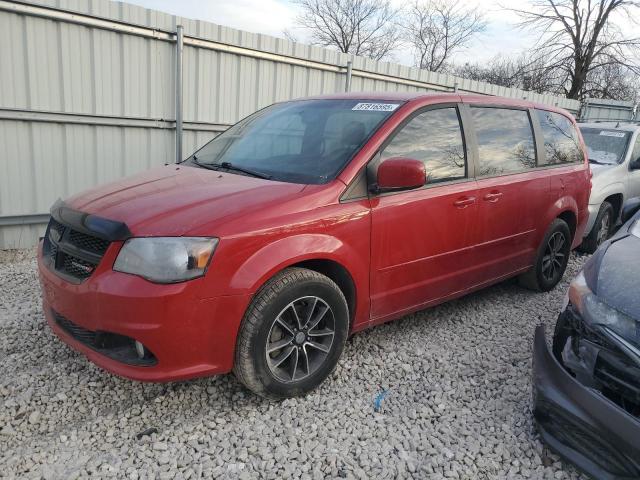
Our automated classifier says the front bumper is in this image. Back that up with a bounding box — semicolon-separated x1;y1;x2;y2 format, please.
38;242;250;382
532;325;640;479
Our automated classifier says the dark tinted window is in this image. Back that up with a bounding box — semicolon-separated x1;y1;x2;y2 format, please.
472;108;536;176
536;110;582;165
190;99;400;184
380;107;466;183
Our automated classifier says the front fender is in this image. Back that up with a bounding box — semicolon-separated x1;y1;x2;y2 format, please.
229;234;364;295
227;233;370;329
589;182;624;206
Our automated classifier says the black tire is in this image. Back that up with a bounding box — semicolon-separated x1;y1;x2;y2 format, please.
233;268;349;399
579;201;614;254
519;219;572;292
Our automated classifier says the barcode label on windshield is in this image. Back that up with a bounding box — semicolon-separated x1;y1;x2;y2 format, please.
352;103;399;112
599;131;626;138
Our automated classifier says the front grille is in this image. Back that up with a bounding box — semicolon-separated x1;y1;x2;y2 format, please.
562;306;640;417
594;350;640;415
42;217;110;283
52;310;157;366
68;230;110;255
63;255;95;280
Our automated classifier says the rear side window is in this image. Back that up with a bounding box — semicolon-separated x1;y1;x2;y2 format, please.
471;108;536;176
536;110;582;165
380;107;466;183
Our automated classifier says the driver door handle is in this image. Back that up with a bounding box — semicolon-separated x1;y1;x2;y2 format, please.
453;196;476;208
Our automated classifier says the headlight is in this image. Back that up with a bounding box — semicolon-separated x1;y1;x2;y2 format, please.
114;237;218;283
567;271;592;314
582;294;638;346
569;270;640;361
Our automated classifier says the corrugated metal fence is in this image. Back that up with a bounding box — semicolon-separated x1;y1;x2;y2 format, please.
0;0;584;248
580;98;637;123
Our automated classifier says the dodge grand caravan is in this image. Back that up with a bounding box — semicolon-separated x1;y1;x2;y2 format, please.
38;93;590;398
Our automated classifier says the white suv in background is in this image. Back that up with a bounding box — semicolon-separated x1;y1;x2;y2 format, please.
578;122;640;253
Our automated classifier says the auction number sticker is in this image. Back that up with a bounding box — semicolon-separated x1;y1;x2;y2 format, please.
599;131;626;138
352;103;400;112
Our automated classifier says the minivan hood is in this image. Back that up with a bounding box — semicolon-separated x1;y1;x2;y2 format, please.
65;165;307;236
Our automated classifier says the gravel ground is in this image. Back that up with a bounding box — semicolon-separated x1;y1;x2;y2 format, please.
0;249;589;480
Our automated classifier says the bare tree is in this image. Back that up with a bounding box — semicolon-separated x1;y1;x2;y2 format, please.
583;62;640;101
404;0;486;72
510;0;640;100
291;0;401;60
453;55;559;94
283;29;299;43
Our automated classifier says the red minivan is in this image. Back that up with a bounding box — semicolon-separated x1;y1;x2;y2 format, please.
38;93;590;397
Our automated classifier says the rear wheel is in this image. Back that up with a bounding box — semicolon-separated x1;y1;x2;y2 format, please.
579;201;614;254
233;268;349;399
519;219;571;292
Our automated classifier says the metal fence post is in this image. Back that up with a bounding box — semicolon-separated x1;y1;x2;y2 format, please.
345;60;352;92
175;25;184;163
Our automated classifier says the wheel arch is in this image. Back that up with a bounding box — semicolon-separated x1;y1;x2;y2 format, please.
557;209;577;243
291;259;357;330
546;196;581;248
228;234;367;330
602;193;624;222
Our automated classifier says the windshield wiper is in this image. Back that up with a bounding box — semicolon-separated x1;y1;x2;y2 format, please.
588;158;609;165
192;157;271;179
192;155;219;171
218;161;272;179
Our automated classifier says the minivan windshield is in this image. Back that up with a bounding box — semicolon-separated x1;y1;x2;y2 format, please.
580;128;632;165
187;99;402;184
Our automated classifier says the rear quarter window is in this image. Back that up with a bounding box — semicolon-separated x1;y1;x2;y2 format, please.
536;110;583;165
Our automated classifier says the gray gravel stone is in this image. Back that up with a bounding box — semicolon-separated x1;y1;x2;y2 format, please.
0;248;590;479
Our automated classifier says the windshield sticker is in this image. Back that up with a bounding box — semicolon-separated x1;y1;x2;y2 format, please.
599;131;626;138
352;103;399;112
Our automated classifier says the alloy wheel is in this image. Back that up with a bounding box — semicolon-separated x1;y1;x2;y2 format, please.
542;231;566;282
265;296;335;383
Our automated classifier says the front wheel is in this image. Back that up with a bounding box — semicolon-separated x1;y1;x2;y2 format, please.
579;201;614;254
519;219;571;292
233;268;349;399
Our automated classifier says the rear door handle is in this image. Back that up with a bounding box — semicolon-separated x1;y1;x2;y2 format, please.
483;192;503;202
453;197;476;208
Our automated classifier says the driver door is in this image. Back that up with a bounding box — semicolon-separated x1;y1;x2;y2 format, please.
369;105;479;322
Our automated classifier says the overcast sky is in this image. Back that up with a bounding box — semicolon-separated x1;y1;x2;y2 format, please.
116;0;551;67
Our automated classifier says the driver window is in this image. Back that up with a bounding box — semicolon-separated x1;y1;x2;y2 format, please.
380;107;466;183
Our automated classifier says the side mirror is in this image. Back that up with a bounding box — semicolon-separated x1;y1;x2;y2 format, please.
374;157;426;193
631;158;640;170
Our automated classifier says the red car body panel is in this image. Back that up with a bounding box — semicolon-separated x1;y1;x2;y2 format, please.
38;93;591;381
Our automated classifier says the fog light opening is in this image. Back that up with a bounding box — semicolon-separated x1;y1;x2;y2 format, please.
135;340;145;359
